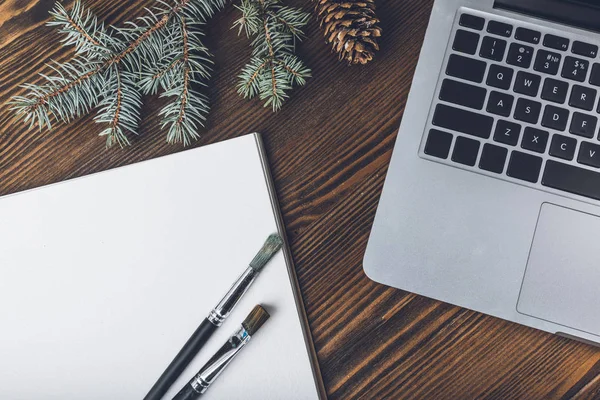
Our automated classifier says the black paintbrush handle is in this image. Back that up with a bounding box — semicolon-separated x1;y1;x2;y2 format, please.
144;318;217;400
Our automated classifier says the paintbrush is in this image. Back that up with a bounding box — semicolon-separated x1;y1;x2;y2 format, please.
144;234;283;400
172;305;270;400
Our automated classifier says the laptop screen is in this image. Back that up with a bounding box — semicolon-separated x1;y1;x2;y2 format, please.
565;0;600;8
496;0;600;32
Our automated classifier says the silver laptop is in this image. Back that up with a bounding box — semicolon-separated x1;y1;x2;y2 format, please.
364;0;600;345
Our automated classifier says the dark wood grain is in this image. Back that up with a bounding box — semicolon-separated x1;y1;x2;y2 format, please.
2;0;600;399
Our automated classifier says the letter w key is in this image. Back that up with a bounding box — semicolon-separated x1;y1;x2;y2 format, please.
515;71;541;97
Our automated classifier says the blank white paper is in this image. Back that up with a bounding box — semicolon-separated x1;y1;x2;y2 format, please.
0;134;320;400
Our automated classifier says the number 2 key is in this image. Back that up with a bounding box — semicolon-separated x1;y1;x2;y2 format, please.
507;43;534;69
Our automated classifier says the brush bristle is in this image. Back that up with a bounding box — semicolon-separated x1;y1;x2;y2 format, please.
242;305;270;336
249;233;283;271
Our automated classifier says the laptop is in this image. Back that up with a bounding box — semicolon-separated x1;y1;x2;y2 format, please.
364;0;600;345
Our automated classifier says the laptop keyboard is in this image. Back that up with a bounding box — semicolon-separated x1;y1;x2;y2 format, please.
421;8;600;203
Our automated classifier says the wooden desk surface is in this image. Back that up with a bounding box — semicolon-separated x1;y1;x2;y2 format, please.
2;1;600;399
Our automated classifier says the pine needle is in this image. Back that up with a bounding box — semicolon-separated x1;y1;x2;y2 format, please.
158;16;211;145
9;0;225;148
234;0;311;111
95;66;142;148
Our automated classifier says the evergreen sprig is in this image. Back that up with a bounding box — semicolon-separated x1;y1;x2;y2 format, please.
95;66;142;147
47;0;110;58
234;0;311;111
10;0;224;148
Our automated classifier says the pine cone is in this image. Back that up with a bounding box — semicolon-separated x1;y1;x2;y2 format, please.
314;0;382;65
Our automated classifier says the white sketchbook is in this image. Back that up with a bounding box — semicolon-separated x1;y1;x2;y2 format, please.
0;134;323;400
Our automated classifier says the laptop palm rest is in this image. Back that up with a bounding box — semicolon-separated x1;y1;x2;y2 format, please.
517;203;600;337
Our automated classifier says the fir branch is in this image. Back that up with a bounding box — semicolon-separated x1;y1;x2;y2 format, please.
159;16;212;145
10;0;224;147
139;57;183;95
233;0;260;36
277;54;309;86
113;10;172;71
132;16;185;94
10;0;110;128
238;57;268;98
47;0;110;57
117;0;224;75
269;6;308;43
235;0;310;111
95;66;142;148
10;58;106;131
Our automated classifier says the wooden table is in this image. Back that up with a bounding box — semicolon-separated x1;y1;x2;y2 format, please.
2;1;600;398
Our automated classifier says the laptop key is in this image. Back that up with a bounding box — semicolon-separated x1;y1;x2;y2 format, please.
486;91;514;117
479;144;508;174
570;112;597;138
433;104;493;139
534;50;561;75
439;79;486;110
590;64;600;86
507;151;543;183
424;129;453;159
460;13;485;31
514;71;541;97
515;27;541;44
541;78;569;103
549;134;577;161
507;43;534;68
543;161;600;201
569;85;597;111
480;36;507;61
453;29;480;55
562;56;589;82
544;34;570;51
487;64;514;90
572;41;598;58
522;127;549;153
446;54;487;83
514;98;542;124
494;120;521;146
487;21;512;37
542;105;569;131
578;142;600;168
452;136;480;166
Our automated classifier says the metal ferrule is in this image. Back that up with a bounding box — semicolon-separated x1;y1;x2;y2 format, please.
190;326;251;394
207;266;258;326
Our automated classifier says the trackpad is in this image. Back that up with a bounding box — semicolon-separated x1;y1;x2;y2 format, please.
518;204;600;336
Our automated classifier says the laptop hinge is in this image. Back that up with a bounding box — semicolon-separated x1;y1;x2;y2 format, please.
494;0;600;33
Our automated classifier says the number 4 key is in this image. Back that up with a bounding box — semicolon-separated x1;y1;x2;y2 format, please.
562;56;589;82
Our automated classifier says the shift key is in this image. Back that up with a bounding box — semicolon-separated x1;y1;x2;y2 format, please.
432;104;494;139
